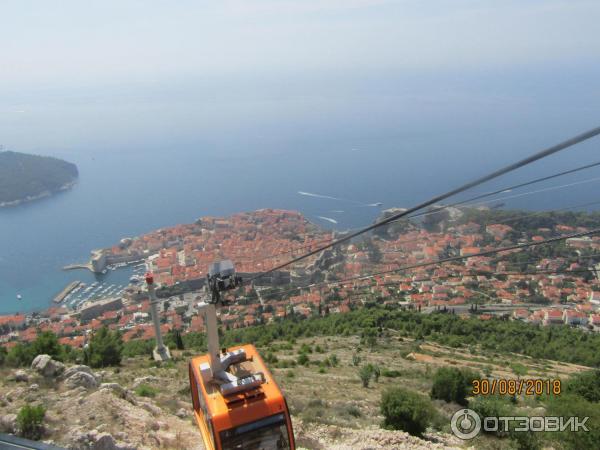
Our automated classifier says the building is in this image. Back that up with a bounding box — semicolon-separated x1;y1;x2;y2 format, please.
79;297;123;322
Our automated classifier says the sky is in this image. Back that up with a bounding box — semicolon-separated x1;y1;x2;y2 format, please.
1;0;600;156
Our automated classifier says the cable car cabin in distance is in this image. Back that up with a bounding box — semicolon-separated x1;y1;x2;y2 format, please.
189;344;295;450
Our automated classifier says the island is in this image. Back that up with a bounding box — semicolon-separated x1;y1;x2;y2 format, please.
0;151;78;207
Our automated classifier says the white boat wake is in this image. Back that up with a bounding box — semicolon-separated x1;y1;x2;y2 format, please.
298;191;381;207
317;216;338;224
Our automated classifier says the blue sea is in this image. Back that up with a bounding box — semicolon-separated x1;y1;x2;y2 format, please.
2;71;600;315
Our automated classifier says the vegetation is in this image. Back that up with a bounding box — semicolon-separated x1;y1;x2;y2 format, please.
380;387;435;436
135;384;159;398
0;151;78;204
545;393;600;450
111;305;600;368
3;330;79;367
430;367;479;405
458;207;600;233
0;346;7;366
84;326;123;368
358;364;374;388
564;369;600;402
16;404;46;440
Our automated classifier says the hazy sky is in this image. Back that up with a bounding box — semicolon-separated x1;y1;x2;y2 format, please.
2;0;600;153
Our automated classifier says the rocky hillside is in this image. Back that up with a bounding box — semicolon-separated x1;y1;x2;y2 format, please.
0;333;589;449
0;355;460;450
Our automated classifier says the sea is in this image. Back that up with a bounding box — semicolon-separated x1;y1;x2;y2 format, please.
2;78;600;315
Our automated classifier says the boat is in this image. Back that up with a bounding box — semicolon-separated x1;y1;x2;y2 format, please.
16;294;22;300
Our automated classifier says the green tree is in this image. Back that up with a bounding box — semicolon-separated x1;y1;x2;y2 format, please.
85;326;123;368
430;367;478;406
17;404;46;440
31;331;63;361
380;387;435;436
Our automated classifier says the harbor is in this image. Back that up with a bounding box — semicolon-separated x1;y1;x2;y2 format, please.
53;281;82;304
60;262;147;311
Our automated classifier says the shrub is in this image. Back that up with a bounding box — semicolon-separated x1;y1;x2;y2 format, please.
380;387;435;436
430;367;478;406
17;405;46;440
359;364;374;388
382;369;402;378
469;394;514;435
346;405;362;418
352;354;361;366
329;354;339;367
6;343;35;367
372;364;381;382
564;370;600;402
299;343;312;354
297;353;310;366
135;384;159;398
545;393;600;450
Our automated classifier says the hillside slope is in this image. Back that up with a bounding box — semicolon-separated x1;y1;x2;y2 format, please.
0;332;589;449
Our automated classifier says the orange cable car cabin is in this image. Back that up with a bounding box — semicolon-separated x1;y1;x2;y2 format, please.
189;344;294;450
188;260;295;450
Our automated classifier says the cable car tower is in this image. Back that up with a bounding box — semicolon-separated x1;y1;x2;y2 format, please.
189;260;295;450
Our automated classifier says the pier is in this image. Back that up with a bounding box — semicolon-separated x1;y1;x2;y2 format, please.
53;281;82;303
63;262;93;272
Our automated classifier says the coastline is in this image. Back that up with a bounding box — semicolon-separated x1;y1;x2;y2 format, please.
0;180;77;208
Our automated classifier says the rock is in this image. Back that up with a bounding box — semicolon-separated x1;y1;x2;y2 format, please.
62;364;96;380
175;408;188;419
29;383;39;391
92;432;117;450
70;430;135;450
100;383;127;398
140;401;162;416
14;369;29;382
132;376;160;389
0;414;17;434
65;371;99;390
157;431;177;448
31;354;65;377
147;420;160;431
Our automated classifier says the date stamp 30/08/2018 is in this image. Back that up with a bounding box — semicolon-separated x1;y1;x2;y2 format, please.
472;379;561;396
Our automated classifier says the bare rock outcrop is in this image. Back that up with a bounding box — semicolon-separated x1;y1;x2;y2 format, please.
65;371;99;390
31;354;65;377
62;365;97;381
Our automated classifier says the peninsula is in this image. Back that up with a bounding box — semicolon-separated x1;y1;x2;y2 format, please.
0;150;78;207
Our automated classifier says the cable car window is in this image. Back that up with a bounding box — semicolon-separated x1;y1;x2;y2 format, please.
220;413;290;450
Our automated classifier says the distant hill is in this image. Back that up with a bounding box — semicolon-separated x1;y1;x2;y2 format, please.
0;151;78;207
